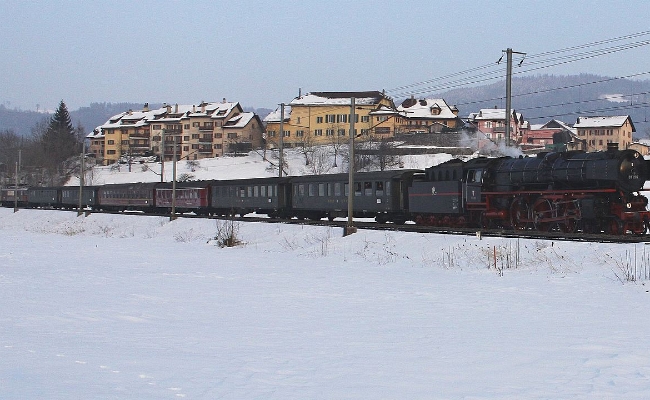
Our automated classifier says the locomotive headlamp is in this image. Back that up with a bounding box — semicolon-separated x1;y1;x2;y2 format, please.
627;202;632;209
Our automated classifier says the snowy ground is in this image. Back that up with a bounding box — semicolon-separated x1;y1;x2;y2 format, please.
1;207;650;399
68;148;454;185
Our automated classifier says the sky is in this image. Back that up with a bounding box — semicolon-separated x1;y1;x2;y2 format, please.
2;0;650;112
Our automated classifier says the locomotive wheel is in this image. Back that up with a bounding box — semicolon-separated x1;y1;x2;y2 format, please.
510;197;531;230
558;202;578;233
532;198;553;232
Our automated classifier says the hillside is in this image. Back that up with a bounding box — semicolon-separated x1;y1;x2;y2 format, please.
436;74;650;135
2;74;649;137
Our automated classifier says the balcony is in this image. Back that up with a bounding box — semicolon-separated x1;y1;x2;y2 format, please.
199;125;214;131
129;132;149;138
198;136;213;143
198;147;213;153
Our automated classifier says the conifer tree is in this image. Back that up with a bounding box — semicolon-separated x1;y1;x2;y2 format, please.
39;100;81;184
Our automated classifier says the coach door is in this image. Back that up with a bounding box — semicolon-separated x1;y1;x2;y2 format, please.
464;169;483;204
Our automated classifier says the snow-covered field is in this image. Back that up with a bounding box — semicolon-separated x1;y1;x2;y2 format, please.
2;206;650;399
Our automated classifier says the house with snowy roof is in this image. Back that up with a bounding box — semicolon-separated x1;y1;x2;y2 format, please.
396;97;461;133
93;100;264;164
263;90;401;147
521;119;581;152
573;115;635;152
467;108;527;144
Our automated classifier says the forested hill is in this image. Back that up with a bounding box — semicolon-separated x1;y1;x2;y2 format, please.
0;102;273;137
2;73;650;137
0;102;147;137
435;74;650;135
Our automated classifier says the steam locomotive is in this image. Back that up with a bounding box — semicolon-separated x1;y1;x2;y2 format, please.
2;145;649;235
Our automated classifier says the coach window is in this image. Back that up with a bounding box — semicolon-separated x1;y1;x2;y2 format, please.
309;184;316;197
270;185;275;197
344;183;349;196
328;183;333;196
364;182;372;196
238;186;245;197
376;181;384;196
385;181;391;194
354;182;362;196
298;184;305;196
334;183;342;197
319;183;326;196
260;185;266;197
253;186;259;197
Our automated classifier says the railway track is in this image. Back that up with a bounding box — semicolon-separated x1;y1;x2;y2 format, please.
91;208;650;244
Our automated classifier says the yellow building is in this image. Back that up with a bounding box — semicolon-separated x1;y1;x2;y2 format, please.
574;115;635;152
263;91;402;147
95;101;265;165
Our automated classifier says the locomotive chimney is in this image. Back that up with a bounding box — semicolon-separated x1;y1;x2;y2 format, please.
607;142;619;152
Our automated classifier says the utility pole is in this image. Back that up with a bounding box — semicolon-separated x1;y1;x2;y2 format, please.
171;137;177;221
344;97;357;236
278;103;285;177
13;161;18;213
77;140;85;216
160;129;165;182
502;48;525;146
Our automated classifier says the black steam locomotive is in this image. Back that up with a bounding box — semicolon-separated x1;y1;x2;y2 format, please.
410;144;649;234
2;146;649;235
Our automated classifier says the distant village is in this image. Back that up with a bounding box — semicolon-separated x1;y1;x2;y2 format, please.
87;90;644;166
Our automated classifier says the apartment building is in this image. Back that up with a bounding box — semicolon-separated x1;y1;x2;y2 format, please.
92;101;264;165
573;115;635;152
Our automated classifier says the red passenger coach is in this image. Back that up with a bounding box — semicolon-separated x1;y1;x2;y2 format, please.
155;181;210;213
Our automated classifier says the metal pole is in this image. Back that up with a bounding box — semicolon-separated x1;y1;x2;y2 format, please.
279;103;284;177
160;129;165;182
502;48;525;147
77;140;85;216
171;138;177;221
345;97;356;236
504;48;512;147
13;161;18;213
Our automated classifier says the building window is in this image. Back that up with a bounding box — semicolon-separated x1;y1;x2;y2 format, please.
326;129;334;136
227;132;237;139
297;130;304;137
107;150;116;155
338;129;346;136
325;114;335;123
315;129;323;136
361;115;370;123
184;124;190;129
316;116;323;124
107;140;115;145
267;131;275;137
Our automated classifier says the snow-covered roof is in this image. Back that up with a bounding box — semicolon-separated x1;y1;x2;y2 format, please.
397;98;457;120
222;112;256;128
289;91;388;106
263;106;292;123
95;101;242;131
574;116;633;129
471;108;523;121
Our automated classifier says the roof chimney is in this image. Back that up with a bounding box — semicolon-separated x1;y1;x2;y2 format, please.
222;98;226;103
165;104;171;113
143;103;149;112
174;103;178;113
192;105;196;113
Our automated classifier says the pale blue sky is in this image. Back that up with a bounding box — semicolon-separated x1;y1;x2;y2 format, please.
2;0;650;112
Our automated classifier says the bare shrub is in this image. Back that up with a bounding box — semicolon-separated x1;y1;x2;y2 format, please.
212;219;242;248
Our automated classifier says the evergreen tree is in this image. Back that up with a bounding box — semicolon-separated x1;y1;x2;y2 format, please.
39;100;82;184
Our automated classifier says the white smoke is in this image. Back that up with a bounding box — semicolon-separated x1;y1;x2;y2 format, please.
459;129;523;158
